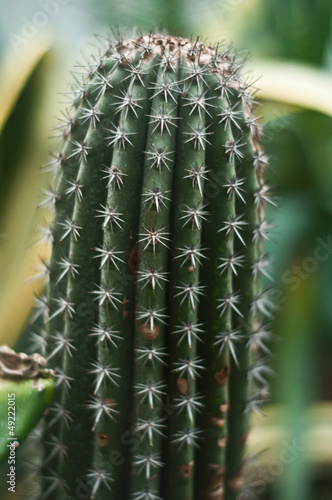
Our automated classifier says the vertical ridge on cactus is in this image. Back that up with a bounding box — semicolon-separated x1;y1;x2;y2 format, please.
32;32;273;500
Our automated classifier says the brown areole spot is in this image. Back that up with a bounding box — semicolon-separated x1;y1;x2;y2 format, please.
210;417;225;428
179;461;194;479
202;466;225;500
241;431;250;444
219;403;229;413
217;437;227;448
104;398;116;408
176;377;189;395
214;365;230;386
97;432;110;447
129;244;139;274
226;469;244;492
209;465;225;481
202;483;224;500
140;323;159;340
123;296;129;320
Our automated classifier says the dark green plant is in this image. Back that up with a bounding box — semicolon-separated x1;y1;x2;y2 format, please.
33;32;273;500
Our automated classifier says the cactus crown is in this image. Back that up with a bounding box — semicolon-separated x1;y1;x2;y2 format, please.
34;32;273;500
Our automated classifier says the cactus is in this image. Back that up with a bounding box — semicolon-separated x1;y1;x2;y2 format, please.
33;33;273;500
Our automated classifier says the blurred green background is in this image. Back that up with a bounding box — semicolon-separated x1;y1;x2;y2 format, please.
0;0;332;498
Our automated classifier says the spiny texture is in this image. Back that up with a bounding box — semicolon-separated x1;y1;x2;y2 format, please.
32;33;274;500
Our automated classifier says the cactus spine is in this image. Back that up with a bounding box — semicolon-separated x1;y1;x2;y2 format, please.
34;33;272;500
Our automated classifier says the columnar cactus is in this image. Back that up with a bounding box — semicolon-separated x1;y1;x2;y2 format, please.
33;32;273;500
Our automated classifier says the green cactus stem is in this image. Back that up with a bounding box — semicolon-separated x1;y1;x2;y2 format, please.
166;63;207;500
31;33;273;500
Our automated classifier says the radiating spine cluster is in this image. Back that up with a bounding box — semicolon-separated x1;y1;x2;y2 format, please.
30;33;274;500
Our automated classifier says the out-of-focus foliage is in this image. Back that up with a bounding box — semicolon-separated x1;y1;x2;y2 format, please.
0;41;55;347
0;0;331;499
0;42;51;346
0;377;54;465
251;62;332;117
233;0;332;65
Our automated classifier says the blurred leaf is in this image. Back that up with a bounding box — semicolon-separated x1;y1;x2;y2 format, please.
0;39;51;217
0;40;53;347
322;14;332;70
249;403;332;469
0;40;50;133
263;194;317;279
86;0;221;37
0;377;54;465
266;0;332;64
0;239;50;348
270;277;318;499
232;0;332;65
262;110;332;199
251;61;332;117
